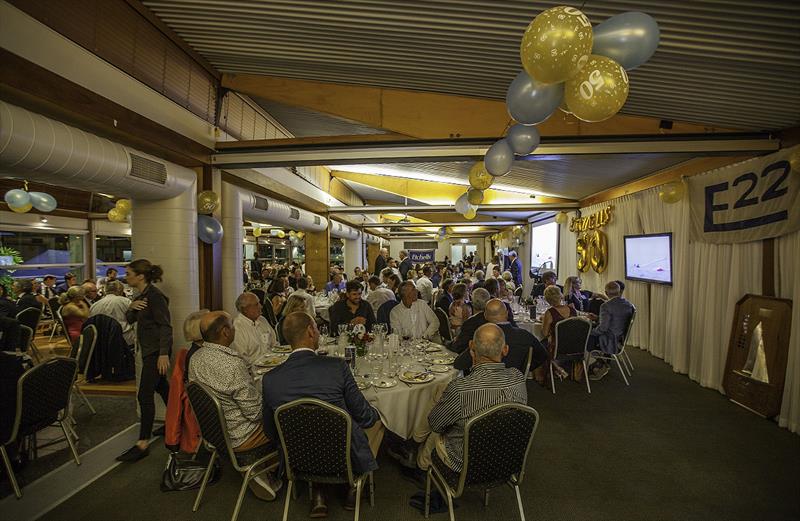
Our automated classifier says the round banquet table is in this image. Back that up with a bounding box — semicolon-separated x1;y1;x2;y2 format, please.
514;313;545;341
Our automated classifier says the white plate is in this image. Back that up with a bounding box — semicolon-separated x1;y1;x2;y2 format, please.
399;371;435;384
428;356;455;365
256;355;286;367
423;345;442;353
373;377;398;389
271;345;292;353
430;364;450;374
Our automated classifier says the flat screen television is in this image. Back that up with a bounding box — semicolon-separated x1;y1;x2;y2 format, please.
624;233;673;285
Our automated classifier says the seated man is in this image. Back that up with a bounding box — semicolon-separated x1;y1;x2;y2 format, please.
530;270;563;299
231;292;279;366
390;281;439;340
415;266;434;304
415;323;527;473
14;280;40;312
189;311;282;500
290;277;316;318
328;280;376;335
589;281;635;380
262;312;382;516
324;272;346;293
89;280;135;346
454;299;547;375
366;275;395;315
449;288;490;353
435;279;454;313
82;281;101;306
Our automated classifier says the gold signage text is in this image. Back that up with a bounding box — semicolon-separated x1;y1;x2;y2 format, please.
569;206;613;232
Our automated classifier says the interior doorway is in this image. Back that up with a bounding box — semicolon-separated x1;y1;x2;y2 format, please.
450;243;477;264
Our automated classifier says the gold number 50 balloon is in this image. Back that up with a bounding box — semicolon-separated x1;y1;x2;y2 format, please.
576;230;608;274
520;6;594;85
564;55;629;122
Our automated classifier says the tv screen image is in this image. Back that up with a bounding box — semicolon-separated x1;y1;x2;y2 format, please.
624;233;673;285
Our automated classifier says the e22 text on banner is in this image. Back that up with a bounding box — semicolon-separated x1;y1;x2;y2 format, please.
688;145;799;244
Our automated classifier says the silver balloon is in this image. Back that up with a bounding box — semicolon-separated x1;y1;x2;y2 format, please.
455;192;472;215
592;12;660;70
29;192;57;212
485;139;514;177
507;124;541;156
198;214;224;244
505;70;564;126
4;189;31;208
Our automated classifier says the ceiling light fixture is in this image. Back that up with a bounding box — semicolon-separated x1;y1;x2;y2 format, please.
40;216;48;223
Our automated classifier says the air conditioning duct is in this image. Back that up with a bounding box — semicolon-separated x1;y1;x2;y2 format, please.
0;100;194;198
363;232;380;244
243;192;327;232
330;220;360;240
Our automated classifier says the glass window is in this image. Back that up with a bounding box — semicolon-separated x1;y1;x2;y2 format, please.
330;238;344;265
0;231;85;283
95;235;131;279
530;222;559;272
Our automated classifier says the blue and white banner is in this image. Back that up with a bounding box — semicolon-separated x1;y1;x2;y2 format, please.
409;250;435;263
689;145;800;244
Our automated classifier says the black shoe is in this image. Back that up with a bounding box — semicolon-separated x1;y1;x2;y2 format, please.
116;445;149;462
152;425;165;437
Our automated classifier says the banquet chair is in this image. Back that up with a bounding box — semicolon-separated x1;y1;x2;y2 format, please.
590;309;636;385
47;297;62;342
377;300;399;331
0;357;80;499
16;306;43;363
262;300;278;328
54;308;75;350
187;381;279;521
70;325;97;415
274;398;374;521
619;309;637;375
552;317;592;395
513;287;523;305
251;288;266;306
425;403;539;521
17;325;33;355
434;308;453;346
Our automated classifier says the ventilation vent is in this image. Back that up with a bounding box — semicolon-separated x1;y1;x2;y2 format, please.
337;223;344;231
128;154;167;185
404;241;438;250
253;196;270;211
314;216;321;225
289;208;300;220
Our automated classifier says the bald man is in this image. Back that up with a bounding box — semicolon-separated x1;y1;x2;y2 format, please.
454;299;547;375
415;323;527;472
189;311;282;501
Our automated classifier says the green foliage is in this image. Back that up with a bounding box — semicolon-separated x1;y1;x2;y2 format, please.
0;246;24;295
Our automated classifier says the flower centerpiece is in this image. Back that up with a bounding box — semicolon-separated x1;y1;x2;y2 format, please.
347;324;373;357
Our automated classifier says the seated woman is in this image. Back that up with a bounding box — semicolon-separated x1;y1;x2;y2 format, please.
501;270;516;292
276;295;312;343
59;286;89;345
267;276;288;317
563;276;593;312
540;285;575;381
448;283;472;331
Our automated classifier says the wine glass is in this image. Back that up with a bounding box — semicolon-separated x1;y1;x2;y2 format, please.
319;324;329;345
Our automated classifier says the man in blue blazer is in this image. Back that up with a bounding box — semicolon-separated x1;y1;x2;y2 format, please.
589;281;635;380
262;311;382;517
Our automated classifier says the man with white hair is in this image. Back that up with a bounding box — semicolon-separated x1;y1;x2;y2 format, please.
450;288;491;353
390;280;439;340
231;291;279;366
589;281;635;380
415;323;527;472
374;247;389;276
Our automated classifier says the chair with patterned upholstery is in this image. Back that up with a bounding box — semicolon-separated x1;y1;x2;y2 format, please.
70;325;97;414
16;306;43;362
186;381;279;521
434;308;453;345
552;317;593;395
275;398;374;521
0;357;80;499
425;402;539;521
17;325;33;355
262;299;278;328
590;308;636;385
251;288;266;306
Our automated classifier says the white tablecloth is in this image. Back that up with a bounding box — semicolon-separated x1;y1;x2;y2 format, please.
362;370;456;440
515;314;545;341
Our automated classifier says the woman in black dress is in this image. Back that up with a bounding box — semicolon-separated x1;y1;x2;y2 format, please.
117;259;172;462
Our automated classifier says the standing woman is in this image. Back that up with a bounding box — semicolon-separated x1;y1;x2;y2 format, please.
117;259;172;462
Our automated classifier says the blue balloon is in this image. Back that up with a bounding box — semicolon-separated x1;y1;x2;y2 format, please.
198;214;224;244
485;139;514;177
507;124;541;156
505;70;564;126
29;192;58;212
4;189;30;208
592;12;660;70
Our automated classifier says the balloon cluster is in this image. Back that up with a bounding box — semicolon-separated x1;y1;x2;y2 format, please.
4;184;58;214
270;229;287;239
554;211;569;225
108;199;132;223
197;190;223;244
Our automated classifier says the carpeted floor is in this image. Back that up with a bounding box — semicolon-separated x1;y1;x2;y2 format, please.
33;349;800;520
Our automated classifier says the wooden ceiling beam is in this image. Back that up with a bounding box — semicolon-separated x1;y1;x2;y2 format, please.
222;73;736;140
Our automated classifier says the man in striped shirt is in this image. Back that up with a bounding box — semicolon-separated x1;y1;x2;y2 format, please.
416;323;528;472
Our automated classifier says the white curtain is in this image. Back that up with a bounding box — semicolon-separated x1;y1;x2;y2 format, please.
553;183;798;434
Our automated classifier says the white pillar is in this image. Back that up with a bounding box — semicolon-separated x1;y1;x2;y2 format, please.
131;180;199;349
221;182;244;315
344;234;365;279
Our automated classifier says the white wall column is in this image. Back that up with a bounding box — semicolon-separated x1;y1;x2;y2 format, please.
344;235;365;278
221;182;244;315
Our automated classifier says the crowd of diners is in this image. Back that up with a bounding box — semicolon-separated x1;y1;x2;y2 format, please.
0;247;635;518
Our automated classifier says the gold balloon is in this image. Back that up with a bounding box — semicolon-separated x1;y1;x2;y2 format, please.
576;232;590;272
520;5;594;85
463;208;477;220
554;211;568;224
467;188;484;205
296;232;305;240
277;230;286;238
108;207;126;223
197;190;220;214
289;230;296;238
468;162;494;191
588;230;608;274
788;152;800;174
10;202;32;213
564;55;629;123
659;180;686;204
559;99;572;115
115;199;132;214
252;227;262;237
